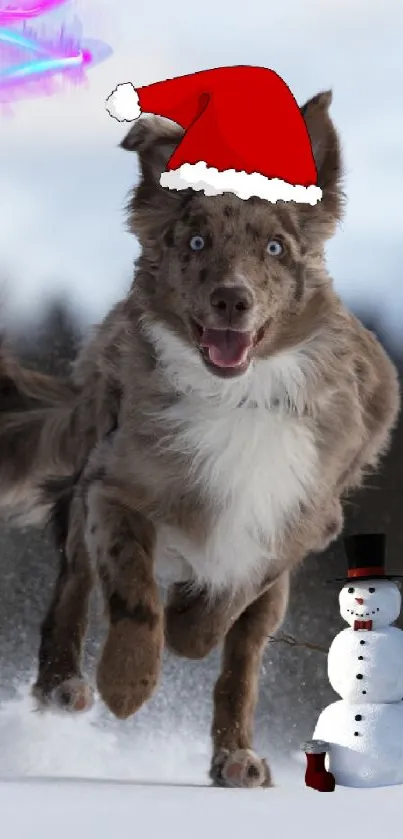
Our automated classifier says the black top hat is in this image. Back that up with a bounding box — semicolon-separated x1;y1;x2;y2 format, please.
328;533;403;584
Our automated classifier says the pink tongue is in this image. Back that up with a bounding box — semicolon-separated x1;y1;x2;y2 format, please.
200;329;253;368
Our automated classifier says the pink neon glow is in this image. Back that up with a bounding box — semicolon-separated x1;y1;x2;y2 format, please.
0;0;112;107
0;0;69;22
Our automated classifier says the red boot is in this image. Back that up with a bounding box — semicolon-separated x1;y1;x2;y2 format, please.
303;741;336;792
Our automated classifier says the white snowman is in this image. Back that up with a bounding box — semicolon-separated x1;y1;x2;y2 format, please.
304;533;403;790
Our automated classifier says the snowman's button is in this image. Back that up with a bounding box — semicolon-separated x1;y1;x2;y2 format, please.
356;674;363;679
358;656;364;660
362;691;367;695
354;732;359;736
360;640;366;645
355;714;362;721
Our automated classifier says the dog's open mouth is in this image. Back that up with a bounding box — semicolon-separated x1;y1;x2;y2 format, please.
191;321;264;377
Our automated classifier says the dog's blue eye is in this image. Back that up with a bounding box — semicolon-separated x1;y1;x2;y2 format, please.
267;239;283;257
189;235;205;251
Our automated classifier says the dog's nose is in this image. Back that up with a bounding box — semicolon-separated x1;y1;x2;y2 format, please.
210;286;253;322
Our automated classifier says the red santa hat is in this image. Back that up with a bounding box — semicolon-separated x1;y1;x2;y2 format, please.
105;66;322;206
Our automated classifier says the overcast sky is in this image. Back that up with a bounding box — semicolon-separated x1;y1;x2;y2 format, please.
0;0;402;346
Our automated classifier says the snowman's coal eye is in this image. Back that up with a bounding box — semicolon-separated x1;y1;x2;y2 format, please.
348;587;355;594
369;587;376;593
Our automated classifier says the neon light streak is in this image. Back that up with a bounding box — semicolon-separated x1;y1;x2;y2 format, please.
0;0;111;101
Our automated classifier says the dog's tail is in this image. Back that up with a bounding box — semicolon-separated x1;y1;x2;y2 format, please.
0;341;93;525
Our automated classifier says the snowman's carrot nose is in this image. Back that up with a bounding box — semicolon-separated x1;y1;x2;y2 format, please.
355;598;364;605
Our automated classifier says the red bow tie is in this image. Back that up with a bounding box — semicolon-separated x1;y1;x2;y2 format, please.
354;619;373;631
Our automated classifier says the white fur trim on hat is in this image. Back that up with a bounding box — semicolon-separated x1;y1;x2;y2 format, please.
160;161;322;205
105;83;141;122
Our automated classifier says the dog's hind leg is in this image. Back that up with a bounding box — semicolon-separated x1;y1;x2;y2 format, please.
164;582;242;660
210;573;290;789
32;486;94;713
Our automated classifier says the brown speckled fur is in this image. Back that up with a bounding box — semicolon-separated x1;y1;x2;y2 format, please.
0;91;400;787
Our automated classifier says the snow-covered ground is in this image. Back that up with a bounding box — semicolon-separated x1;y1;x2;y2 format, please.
0;680;402;838
0;682;210;784
0;689;400;839
1;776;401;839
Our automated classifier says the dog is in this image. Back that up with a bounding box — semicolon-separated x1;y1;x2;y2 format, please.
0;90;400;788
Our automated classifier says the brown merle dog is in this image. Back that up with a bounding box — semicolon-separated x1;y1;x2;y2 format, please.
0;91;399;787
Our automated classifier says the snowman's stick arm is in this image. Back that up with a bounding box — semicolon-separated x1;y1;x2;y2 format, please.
268;631;328;654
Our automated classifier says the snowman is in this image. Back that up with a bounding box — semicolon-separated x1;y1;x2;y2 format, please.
304;533;403;790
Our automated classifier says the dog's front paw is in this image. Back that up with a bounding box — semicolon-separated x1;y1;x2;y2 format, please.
210;749;272;789
97;617;163;719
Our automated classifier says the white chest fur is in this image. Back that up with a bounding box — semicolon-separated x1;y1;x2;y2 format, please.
146;321;320;595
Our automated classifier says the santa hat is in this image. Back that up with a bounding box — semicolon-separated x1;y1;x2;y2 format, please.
105;66;322;206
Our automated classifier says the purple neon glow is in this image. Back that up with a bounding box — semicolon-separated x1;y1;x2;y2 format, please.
0;0;70;23
0;0;111;106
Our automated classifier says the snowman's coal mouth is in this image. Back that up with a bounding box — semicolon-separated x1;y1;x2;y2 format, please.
347;610;377;619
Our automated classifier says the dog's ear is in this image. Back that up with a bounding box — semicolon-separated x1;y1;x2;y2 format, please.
121;116;185;240
121;115;183;193
299;90;345;242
